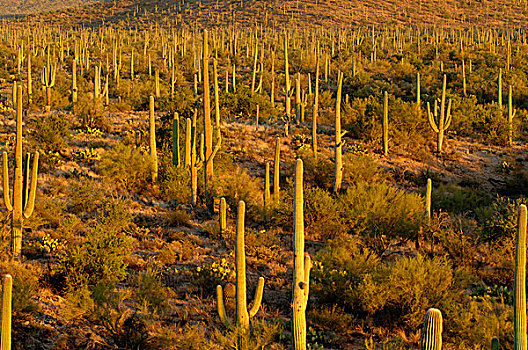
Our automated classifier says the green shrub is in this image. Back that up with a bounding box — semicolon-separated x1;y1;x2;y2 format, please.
479;196;527;242
31;113;71;152
0;261;40;315
99;143;154;191
134;264;170;316
339;181;425;251
432;183;493;215
161;165;191;204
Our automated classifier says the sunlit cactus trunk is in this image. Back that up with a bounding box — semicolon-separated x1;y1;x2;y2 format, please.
420;308;443;350
292;159;312;350
1;275;12;350
514;205;527;350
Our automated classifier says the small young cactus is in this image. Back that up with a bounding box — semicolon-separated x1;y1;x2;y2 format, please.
491;337;500;350
420;308;443;350
514;204;527;350
1;275;12;350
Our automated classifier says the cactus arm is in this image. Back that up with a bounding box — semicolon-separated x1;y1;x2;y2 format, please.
302;255;312;298
216;285;231;328
23;152;39;219
2;153;12;212
427;102;439;133
248;277;265;318
444;99;453;130
205;137;222;170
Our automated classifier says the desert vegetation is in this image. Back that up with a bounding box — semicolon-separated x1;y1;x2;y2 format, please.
0;0;528;349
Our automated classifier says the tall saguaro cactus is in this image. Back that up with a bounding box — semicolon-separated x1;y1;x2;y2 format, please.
1;274;12;350
292;159;312;350
334;71;344;194
420;308;443;350
514;204;527;350
2;86;39;259
149;96;158;183
216;201;265;347
274;137;280;204
41;50;56;112
427;75;452;154
508;85;517;146
312;53;319;160
382;91;389;155
425;178;432;221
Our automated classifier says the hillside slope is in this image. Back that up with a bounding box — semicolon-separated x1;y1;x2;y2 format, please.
9;0;528;29
0;0;105;16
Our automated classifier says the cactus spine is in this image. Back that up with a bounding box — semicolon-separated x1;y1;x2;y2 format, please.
216;201;265;345
1;275;12;350
292;159;312;350
2;86;39;259
274;137;280;204
420;308;443;350
382;91;389;156
334;71;344;194
149;96;158;183
514;204;527;350
427;75;452;154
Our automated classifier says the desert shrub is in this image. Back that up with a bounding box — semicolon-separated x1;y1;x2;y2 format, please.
0;261;40;315
99;143;154;191
73;92;109;132
161;165;192;204
313;242;460;330
57;198;133;292
67;178;107;215
479;196;527;242
193;258;233;294
432;183;493;215
31;113;71;152
134;265;170;316
339;181;426;251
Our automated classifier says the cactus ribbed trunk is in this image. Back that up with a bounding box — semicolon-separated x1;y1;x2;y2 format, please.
185;118;191;168
425;178;432;221
312;54;319;160
334;72;344;194
264;162;270;208
285;33;291;120
292;159;311;350
498;68;503;111
508;85;515;146
491;337;499;350
382;91;389;156
235;200;250;347
274;137;280;204
1;275;12;350
220;197;226;234
515;204;527;350
420;308;443;350
213;58;221;137
149;96;158;183
172;113;180;167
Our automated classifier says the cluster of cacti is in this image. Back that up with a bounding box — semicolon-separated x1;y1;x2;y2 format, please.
2;86;39;259
216;201;265;347
427;75;452;154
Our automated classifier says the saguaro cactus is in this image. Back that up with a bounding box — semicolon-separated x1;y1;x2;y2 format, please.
2;86;39;258
425;178;432;221
172;112;180;167
334;71;344;194
292;159;312;350
508;85;517;146
1;274;12;350
491;337;499;350
427;75;452;154
41;51;56;112
274;137;280;204
216;201;265;345
420;308;443;350
219;197;227;235
514;204;527;350
498;68;503;111
72;59;78;103
149;96;158;183
312;53;319;160
382;91;389;155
